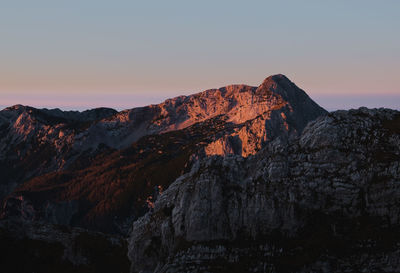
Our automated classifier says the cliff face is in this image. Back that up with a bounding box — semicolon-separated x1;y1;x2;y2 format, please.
128;108;400;273
0;75;326;233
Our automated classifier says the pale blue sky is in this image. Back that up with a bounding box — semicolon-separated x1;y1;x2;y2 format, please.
0;0;399;110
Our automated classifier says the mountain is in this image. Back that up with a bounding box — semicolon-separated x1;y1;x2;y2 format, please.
128;107;400;272
0;74;399;272
0;74;326;234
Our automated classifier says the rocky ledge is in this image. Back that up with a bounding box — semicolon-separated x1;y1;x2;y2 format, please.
128;108;400;273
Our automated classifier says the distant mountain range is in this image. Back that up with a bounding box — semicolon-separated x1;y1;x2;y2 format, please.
0;75;399;273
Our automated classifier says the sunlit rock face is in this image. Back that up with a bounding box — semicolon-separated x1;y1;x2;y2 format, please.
81;74;325;154
200;75;325;157
128;108;400;273
0;74;326;234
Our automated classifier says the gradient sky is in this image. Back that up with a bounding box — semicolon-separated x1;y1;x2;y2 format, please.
0;0;399;111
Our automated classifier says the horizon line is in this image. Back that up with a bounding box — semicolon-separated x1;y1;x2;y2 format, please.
1;93;399;112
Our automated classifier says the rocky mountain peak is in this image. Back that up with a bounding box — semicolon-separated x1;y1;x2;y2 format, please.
79;75;326;153
4;104;26;111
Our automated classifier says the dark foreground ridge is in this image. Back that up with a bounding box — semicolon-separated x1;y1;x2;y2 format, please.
128;107;400;272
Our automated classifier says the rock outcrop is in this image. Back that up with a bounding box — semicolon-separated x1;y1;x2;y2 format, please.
128;108;400;273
